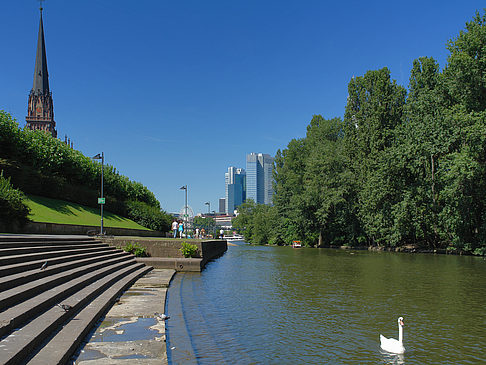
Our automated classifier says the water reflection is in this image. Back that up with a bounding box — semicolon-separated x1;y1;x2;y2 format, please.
380;351;405;364
166;245;486;364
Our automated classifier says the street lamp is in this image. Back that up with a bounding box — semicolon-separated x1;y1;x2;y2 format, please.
92;152;104;235
180;185;187;238
205;201;210;214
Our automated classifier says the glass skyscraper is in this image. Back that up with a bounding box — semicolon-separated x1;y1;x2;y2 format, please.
225;167;246;215
245;153;274;205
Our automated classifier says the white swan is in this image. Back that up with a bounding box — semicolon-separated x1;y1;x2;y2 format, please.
380;317;405;354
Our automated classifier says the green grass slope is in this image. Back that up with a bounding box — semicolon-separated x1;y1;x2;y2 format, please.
25;195;149;230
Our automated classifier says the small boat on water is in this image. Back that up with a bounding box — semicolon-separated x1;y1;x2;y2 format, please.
292;241;302;248
223;234;245;242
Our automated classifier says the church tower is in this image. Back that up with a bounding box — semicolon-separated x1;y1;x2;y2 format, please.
25;5;57;138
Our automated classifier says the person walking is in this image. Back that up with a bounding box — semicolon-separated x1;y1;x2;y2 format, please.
178;220;184;238
171;219;178;238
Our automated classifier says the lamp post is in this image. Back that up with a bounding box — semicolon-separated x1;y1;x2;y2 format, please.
92;152;104;235
180;185;187;238
205;201;210;214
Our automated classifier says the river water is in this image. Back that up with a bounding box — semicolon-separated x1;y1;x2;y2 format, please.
165;243;486;364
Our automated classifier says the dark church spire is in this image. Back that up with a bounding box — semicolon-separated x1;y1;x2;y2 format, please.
32;6;49;94
26;3;57;138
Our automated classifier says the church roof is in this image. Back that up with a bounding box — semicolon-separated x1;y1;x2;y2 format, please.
32;9;49;95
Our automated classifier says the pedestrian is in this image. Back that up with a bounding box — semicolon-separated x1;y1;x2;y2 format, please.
220;229;224;239
200;228;206;238
178;220;184;238
195;228;200;239
171;219;178;238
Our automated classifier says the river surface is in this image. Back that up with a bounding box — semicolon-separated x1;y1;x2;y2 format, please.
165;243;486;364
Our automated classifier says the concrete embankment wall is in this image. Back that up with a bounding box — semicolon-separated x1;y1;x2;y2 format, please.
2;221;164;237
103;238;228;272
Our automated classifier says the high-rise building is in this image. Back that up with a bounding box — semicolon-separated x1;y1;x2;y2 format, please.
225;167;246;215
25;5;57;138
219;198;226;214
245;153;274;205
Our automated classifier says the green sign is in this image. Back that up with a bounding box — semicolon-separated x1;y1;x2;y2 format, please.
184;214;188;217
98;198;105;204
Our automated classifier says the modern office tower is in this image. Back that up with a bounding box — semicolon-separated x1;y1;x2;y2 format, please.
219;198;226;214
225;167;246;215
245;153;274;205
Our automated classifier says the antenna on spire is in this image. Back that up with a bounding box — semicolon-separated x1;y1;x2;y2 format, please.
39;0;44;12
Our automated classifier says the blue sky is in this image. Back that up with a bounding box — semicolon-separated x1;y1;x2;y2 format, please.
1;1;484;214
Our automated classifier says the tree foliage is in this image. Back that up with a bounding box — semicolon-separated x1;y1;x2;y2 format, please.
0;172;30;227
239;11;486;255
0;110;169;231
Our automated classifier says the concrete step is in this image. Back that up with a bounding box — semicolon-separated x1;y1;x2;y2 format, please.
26;266;152;365
0;236;97;243
0;246;116;267
0;248;120;278
0;254;135;312
0;243;108;257
0;239;102;249
0;258;139;339
0;263;150;365
0;250;130;292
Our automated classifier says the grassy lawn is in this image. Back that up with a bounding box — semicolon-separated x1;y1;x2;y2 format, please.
25;195;149;230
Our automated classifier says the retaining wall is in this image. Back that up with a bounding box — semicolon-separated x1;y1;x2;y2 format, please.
103;238;228;271
2;221;164;237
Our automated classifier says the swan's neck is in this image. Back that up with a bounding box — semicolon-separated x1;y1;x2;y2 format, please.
398;324;403;343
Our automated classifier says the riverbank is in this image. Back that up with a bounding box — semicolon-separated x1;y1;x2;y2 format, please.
73;269;175;364
320;243;483;256
256;242;483;256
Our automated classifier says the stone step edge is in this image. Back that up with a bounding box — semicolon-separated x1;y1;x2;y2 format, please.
0;237;100;243
0;247;123;278
26;266;153;365
0;258;138;338
0;253;136;312
0;263;149;365
0;246;116;267
0;240;102;248
0;243;110;257
0;250;130;292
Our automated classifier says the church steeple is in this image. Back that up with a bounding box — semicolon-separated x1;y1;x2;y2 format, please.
33;8;49;94
26;4;57;138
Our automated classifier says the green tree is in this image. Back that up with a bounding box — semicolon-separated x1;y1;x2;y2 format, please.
343;68;406;246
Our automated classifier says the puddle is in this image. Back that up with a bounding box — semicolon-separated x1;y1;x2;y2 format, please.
74;348;105;362
91;317;158;342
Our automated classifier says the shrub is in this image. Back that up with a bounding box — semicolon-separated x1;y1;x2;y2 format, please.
0;171;30;227
0;111;161;212
179;241;199;258
122;242;149;257
126;200;171;232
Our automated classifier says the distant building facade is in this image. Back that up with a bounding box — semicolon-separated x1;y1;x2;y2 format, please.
219;198;226;214
245;153;274;205
25;6;57;138
225;167;246;215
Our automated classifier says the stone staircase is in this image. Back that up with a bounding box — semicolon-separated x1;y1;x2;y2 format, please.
0;235;152;365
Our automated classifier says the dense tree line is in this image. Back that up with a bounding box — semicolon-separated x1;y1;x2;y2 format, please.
234;11;486;255
0;111;171;231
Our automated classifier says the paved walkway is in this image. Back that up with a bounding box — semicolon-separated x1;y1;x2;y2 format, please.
74;269;175;364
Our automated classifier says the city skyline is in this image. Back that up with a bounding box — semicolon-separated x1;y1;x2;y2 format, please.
1;1;483;214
